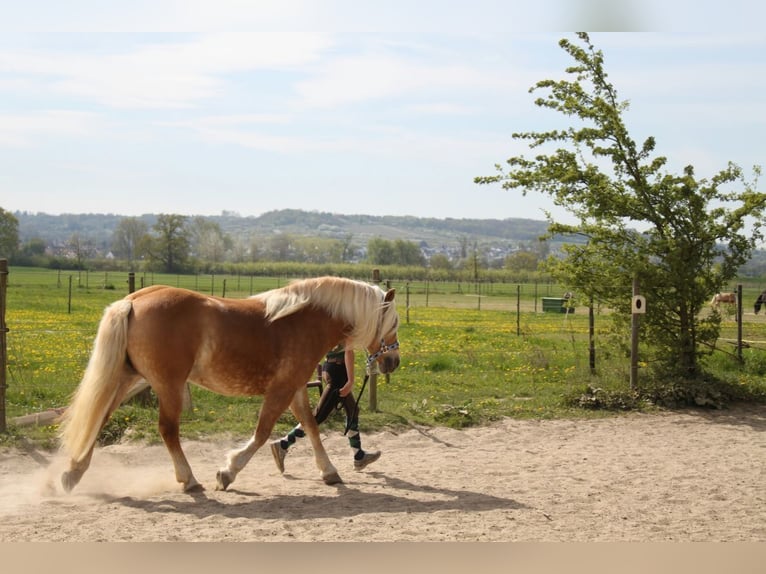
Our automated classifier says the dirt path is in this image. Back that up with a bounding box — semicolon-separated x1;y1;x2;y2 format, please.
0;406;764;541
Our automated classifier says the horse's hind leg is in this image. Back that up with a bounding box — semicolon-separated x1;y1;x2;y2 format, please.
61;371;140;493
156;387;202;492
61;446;95;493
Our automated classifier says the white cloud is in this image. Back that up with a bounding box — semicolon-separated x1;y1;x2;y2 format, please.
164;109;520;166
0;32;333;109
293;50;524;109
404;102;478;115
0;110;103;147
1;0;326;33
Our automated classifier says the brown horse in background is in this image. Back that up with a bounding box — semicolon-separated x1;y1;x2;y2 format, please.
754;290;766;314
57;277;400;494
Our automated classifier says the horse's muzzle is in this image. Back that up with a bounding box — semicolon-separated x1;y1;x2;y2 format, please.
378;354;400;374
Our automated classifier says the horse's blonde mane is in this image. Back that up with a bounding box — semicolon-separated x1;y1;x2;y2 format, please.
251;277;397;349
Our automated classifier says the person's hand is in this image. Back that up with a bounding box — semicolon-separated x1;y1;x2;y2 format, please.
339;380;354;397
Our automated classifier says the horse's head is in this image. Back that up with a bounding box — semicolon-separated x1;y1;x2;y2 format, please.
756;292;765;315
366;288;400;375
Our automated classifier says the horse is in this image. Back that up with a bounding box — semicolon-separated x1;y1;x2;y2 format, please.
754;291;766;314
710;292;736;309
56;276;400;494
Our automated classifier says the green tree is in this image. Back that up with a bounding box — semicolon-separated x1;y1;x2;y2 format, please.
67;233;96;270
505;250;539;272
189;217;230;264
393;239;426;267
267;233;293;261
367;237;396;265
0;207;19;259
21;237;46;257
476;33;765;379
149;214;190;273
340;233;355;263
367;238;425;267
457;235;469;259
112;217;149;265
293;236;347;263
429;253;452;271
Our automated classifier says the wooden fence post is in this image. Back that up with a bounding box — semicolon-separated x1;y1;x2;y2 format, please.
369;269;381;410
405;282;410;324
737;283;743;362
589;296;596;374
67;274;73;314
630;277;640;390
0;259;8;433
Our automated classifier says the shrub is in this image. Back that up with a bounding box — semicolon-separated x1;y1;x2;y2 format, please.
638;374;766;410
433;402;474;428
565;385;644;411
98;407;141;446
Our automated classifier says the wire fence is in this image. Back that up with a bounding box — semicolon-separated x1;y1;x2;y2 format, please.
0;266;582;430
4;265;764;431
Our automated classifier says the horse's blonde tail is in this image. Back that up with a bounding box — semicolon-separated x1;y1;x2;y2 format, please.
58;299;133;463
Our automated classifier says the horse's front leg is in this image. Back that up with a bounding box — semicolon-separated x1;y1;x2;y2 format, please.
290;385;341;485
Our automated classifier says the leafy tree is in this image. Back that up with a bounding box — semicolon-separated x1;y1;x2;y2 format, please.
505;250;539;272
457;235;469;259
470;241;482;281
189;217;230;264
0;207;19;259
227;235;251;263
267;233;293;261
367;237;425;267
340;233;355;263
292;236;347;263
394;239;426;267
112;217;149;265
367;237;396;265
429;253;453;271
476;33;765;379
67;233;96;270
21;237;46;257
149;214;190;273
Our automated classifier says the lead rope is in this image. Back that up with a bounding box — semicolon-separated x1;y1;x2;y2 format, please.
343;338;398;435
344;373;369;436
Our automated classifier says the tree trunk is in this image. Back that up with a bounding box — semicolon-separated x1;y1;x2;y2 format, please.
677;305;698;376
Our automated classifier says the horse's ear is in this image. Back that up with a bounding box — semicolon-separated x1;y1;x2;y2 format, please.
384;288;396;303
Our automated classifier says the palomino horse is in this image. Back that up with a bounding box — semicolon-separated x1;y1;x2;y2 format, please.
57;277;400;494
710;292;736;309
754;290;766;314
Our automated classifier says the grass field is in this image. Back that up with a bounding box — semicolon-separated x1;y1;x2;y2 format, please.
2;267;766;447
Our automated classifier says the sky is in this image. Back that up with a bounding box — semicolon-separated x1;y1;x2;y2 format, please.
1;1;764;224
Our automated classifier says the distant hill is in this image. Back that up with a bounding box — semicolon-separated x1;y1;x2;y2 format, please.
14;209;555;251
12;209;766;276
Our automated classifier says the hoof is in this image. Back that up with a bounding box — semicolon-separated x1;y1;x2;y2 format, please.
61;471;77;493
184;482;205;493
322;471;343;485
215;469;233;491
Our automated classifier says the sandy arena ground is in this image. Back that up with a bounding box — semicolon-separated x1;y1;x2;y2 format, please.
0;405;764;542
